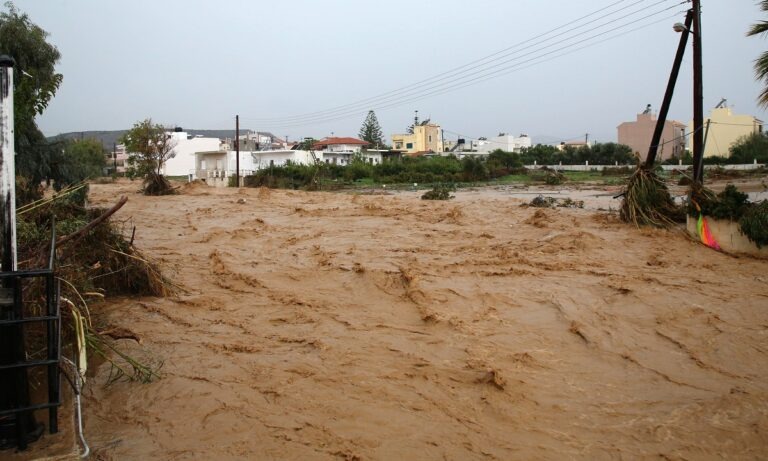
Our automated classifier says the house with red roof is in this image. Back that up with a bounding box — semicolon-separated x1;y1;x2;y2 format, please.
313;136;371;165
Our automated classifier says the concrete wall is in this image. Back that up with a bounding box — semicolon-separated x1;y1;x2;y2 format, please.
686;215;768;258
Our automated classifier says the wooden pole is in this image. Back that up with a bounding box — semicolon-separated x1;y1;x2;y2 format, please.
692;0;705;183
644;9;693;168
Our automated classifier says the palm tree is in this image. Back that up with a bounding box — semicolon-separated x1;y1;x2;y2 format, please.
748;0;768;107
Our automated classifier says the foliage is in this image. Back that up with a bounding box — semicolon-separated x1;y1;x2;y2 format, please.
690;184;768;248
1;2;64;203
620;167;682;227
122;119;176;177
518;143;634;166
0;2;62;146
528;196;556;208
739;201;768;248
729;132;768;163
344;155;374;181
460;156;488;181
55;138;107;188
407;117;431;134
421;183;455;200
529;167;565;185
691;184;750;220
358;110;385;148
122;119;177;195
297;137;317;151
747;0;768;107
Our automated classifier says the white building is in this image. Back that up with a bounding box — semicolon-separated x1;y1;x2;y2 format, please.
476;134;532;153
194;149;319;185
313;137;370;165
161;129;221;177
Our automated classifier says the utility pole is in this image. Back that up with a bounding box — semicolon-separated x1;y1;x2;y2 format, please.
645;8;693;168
113;142;117;175
692;0;704;183
235;115;240;187
585;133;589;145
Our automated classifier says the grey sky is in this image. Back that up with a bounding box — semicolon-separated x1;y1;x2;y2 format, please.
10;0;768;145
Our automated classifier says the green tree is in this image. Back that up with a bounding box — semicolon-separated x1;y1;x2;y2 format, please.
729;132;768;163
56;138;107;186
0;2;63;201
748;1;768;107
297;137;317;151
122;119;177;194
358;110;384;148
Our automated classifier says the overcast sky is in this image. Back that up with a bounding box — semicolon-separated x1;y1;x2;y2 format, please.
10;0;768;145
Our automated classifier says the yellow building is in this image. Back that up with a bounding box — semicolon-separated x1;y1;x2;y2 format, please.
689;107;763;157
392;124;444;154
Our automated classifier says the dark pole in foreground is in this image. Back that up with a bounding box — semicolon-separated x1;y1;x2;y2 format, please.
235;115;240;187
644;9;693;168
692;0;704;183
1;54;37;450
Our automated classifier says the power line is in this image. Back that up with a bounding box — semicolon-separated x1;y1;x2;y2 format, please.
252;8;684;130
242;0;685;128
244;0;658;124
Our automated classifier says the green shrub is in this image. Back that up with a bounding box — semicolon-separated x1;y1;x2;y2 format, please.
739;201;768;248
421;183;456;200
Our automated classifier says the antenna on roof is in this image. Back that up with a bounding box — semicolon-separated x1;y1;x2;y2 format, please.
715;98;727;109
642;104;652;114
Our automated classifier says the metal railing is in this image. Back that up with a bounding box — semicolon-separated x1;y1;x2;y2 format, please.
0;223;61;450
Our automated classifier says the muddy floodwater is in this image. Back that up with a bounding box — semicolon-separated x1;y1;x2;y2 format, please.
44;180;768;459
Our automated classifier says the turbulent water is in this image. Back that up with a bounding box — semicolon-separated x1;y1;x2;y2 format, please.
26;179;768;460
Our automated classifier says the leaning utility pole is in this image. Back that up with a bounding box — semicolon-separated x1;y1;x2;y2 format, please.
692;0;704;183
644;9;694;168
235;115;240;187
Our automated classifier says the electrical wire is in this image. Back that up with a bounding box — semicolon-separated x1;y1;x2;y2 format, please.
241;0;687;129
255;11;684;130
247;6;687;129
245;0;663;124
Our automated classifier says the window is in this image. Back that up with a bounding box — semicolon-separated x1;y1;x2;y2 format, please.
428;135;432;142
406;143;413;149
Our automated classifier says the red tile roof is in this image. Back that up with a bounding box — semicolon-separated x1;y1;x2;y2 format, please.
313;137;369;149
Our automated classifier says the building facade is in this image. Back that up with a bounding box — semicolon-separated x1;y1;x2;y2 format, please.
617;112;686;161
312;137;370;165
392;124;443;154
688;107;764;158
476;134;533;153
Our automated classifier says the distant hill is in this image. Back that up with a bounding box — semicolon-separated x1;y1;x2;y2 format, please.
50;129;244;148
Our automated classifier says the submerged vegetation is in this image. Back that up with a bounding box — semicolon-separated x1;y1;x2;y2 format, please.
421;183;456;200
691;184;768;248
18;186;172;383
620;167;683;228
